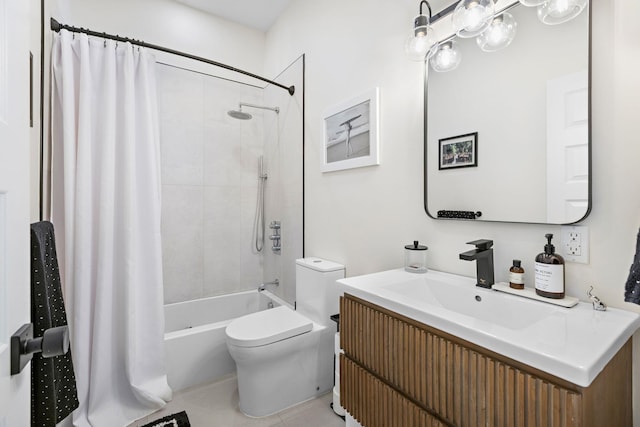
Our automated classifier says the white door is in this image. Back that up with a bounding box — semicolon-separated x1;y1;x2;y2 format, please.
546;69;589;223
0;0;32;426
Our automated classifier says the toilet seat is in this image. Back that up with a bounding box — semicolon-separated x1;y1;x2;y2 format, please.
226;306;313;348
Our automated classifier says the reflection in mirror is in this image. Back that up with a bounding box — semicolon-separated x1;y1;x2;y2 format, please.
425;2;589;224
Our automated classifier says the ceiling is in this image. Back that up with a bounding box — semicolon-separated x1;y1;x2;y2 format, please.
174;0;294;32
173;0;457;32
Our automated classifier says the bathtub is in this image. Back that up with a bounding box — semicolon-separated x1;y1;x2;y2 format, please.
164;289;287;391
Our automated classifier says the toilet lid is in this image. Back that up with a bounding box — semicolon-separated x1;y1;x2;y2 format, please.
226;306;313;348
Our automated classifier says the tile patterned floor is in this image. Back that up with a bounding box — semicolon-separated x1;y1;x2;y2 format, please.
128;374;345;427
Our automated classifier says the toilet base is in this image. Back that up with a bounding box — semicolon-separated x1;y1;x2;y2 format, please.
228;324;334;417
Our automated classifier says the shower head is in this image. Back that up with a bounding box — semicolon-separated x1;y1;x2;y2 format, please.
227;109;252;120
228;102;279;121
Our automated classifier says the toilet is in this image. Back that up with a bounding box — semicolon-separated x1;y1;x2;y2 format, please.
225;257;345;417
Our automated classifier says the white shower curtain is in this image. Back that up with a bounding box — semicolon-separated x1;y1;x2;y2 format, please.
50;30;172;426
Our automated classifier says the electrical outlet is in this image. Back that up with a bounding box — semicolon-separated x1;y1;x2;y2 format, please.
561;225;589;264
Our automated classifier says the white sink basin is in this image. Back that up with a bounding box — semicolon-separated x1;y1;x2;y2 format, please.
337;268;640;387
380;276;558;330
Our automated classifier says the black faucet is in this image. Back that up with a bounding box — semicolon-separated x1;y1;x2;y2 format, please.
459;239;494;289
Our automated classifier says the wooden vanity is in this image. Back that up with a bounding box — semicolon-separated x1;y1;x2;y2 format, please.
340;294;633;427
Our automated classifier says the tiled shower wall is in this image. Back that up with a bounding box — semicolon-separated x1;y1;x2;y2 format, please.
157;64;266;304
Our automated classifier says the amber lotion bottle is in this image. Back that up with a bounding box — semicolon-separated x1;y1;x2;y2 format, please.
534;234;565;299
509;260;524;289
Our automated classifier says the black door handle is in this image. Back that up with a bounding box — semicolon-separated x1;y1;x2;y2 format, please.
10;323;69;375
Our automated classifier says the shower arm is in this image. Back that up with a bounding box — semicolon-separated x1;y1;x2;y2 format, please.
239;103;279;114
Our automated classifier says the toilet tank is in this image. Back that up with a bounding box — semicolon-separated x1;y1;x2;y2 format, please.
295;258;345;325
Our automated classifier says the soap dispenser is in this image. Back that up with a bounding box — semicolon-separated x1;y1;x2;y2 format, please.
534;233;565;299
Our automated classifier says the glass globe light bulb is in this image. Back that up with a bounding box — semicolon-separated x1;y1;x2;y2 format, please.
430;41;462;72
476;12;517;52
518;0;546;6
452;0;496;38
537;0;587;25
405;14;438;61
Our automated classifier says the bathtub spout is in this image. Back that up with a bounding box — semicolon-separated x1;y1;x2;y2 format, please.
258;279;279;292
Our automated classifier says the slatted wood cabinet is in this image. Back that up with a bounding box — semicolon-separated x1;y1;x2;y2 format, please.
340;294;632;427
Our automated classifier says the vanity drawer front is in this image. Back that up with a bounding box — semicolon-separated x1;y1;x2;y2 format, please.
340;295;583;427
341;354;446;427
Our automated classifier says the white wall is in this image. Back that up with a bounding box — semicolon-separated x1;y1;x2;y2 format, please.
266;0;640;316
266;0;428;277
265;0;640;420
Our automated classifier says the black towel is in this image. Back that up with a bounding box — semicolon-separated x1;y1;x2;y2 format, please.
624;228;640;304
30;221;79;426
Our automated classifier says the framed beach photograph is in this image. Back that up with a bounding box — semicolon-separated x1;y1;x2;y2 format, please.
322;88;379;173
438;132;478;170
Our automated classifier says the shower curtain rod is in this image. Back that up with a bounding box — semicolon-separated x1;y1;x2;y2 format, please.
50;18;295;96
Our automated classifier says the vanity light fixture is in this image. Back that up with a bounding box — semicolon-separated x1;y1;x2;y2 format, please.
519;0;588;25
429;40;462;72
428;0;587;72
405;0;438;61
452;0;496;38
476;12;517;52
537;0;587;25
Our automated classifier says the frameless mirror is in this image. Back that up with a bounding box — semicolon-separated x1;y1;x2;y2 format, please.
424;2;590;224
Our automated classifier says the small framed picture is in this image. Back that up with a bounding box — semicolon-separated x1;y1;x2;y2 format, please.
438;132;478;170
322;88;379;173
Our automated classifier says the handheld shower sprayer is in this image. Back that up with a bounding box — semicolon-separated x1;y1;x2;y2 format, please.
254;156;267;252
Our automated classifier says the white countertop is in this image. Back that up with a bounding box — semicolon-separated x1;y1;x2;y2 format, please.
337;268;640;387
